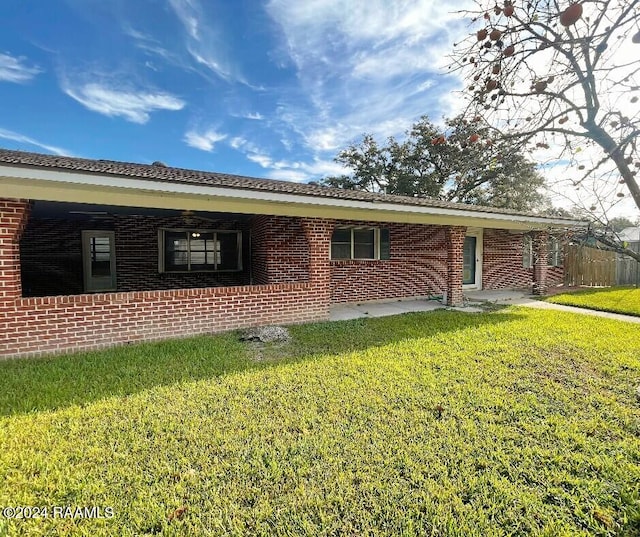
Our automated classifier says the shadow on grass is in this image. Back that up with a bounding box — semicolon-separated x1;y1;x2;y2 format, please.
0;308;522;417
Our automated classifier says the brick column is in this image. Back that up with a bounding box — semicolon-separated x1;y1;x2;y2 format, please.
301;218;334;316
0;199;30;302
532;231;549;295
445;226;466;306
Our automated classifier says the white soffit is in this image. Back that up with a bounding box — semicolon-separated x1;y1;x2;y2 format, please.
0;164;585;230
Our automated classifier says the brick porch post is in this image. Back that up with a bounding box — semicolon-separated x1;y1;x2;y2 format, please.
0;199;30;302
532;231;549;295
446;226;466;306
301;218;334;317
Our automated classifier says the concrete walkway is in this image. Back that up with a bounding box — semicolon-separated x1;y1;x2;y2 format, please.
515;299;640;324
330;289;640;325
465;289;640;324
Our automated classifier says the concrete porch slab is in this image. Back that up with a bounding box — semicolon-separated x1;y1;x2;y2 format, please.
330;298;445;321
329;289;640;325
463;289;531;304
329;291;530;322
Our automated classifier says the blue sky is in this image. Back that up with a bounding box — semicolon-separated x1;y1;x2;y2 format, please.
0;0;466;182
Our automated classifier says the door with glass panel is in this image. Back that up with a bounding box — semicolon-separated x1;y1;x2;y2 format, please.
462;236;477;285
82;231;117;292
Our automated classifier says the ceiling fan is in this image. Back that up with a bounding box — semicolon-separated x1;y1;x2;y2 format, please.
68;210;112;219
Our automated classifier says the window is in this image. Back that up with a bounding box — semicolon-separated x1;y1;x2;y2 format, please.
331;227;390;260
523;234;533;269
82;230;117;292
159;229;241;272
523;235;563;268
548;237;562;267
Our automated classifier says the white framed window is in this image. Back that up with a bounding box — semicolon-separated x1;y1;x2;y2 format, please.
331;227;390;260
158;229;242;273
548;237;562;267
523;234;533;269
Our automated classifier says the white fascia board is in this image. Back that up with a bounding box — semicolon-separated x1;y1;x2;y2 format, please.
0;164;584;228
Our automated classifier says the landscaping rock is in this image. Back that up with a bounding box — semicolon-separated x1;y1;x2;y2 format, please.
240;326;291;343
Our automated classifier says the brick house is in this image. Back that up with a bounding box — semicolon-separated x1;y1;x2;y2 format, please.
0;149;580;358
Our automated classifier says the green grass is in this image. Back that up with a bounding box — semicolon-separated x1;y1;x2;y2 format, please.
546;286;640;317
1;308;640;536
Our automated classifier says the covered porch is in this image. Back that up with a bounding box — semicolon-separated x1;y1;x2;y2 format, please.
0;200;476;357
1;199;337;357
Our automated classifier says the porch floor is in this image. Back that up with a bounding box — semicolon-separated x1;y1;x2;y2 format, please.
329;297;445;321
329;290;531;321
329;289;640;324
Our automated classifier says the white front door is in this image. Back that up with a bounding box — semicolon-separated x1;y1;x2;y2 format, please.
462;229;483;289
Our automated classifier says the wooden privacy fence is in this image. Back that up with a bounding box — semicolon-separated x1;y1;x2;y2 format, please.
564;245;617;287
617;243;640;286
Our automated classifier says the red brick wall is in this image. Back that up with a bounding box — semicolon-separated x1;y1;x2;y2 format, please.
1;201;331;358
482;229;533;289
0;284;327;358
532;231;549;295
330;222;449;303
250;215;310;284
547;266;564;287
302;218;333;309
446;226;465;306
2;196;569;358
482;229;565;290
0;199;30;301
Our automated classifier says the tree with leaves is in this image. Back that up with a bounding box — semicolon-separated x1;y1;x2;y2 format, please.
608;215;640;232
449;0;640;259
323;115;547;211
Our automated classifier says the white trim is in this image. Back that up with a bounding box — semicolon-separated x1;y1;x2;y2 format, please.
331;226;383;260
548;236;562;267
523;234;533;269
462;229;483;290
0;164;584;228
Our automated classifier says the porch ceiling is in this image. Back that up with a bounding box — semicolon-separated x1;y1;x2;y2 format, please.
0;161;584;231
28;200;253;222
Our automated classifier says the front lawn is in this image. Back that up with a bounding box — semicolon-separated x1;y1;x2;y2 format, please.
546;286;640;317
1;308;639;536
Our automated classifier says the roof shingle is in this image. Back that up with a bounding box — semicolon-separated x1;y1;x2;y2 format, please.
0;148;565;220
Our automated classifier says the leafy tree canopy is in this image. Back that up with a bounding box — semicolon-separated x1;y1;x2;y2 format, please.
322;115;547;211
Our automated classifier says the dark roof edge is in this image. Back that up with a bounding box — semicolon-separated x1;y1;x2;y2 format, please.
0;147;583;223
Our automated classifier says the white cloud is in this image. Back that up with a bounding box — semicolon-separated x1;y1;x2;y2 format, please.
184;128;227;151
168;0;201;41
266;169;309;182
63;81;185;124
247;153;273;168
264;0;471;164
168;0;241;83
0;52;41;83
233;137;348;182
264;157;348;182
0;128;70;156
229;136;247;150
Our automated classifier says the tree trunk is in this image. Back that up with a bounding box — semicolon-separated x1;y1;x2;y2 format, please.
586;123;640;211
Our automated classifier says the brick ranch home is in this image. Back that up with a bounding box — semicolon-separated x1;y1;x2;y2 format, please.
0;148;582;358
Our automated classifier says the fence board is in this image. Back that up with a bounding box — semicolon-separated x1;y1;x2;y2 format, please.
564;245;617;287
617;243;640;286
